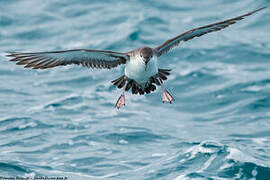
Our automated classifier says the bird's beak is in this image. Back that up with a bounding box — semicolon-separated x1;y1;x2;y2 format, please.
145;64;147;71
145;62;148;71
144;58;150;71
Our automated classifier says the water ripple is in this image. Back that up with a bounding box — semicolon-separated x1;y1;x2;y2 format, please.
0;0;269;179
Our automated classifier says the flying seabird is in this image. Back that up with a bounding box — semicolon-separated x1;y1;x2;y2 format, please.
6;7;265;109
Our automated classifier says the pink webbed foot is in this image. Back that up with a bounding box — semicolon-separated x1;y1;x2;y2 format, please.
115;93;125;109
162;88;175;104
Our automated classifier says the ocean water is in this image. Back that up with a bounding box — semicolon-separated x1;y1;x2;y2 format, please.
0;0;270;179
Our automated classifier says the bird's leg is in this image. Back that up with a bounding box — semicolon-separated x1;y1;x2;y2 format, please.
162;88;175;104
159;79;175;104
115;91;125;109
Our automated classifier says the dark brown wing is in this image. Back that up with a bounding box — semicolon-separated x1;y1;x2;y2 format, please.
6;49;129;69
155;7;266;57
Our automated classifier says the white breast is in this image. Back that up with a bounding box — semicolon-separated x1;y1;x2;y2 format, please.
125;54;158;87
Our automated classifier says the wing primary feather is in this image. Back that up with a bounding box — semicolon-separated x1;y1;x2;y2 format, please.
24;60;43;68
16;56;47;65
38;60;58;69
30;58;54;69
43;60;59;69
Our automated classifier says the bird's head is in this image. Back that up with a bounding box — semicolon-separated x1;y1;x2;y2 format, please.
140;47;154;71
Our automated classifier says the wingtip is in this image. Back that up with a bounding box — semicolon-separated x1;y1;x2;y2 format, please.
5;51;16;57
254;6;267;13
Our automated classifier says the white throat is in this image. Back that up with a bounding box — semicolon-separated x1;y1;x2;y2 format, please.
124;54;158;86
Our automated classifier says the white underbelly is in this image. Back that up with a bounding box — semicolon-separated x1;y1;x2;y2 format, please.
125;56;158;86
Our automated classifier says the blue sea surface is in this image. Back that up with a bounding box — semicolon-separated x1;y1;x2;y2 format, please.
1;0;270;179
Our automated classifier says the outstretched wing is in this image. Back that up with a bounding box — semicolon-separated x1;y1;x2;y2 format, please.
7;49;129;69
155;7;266;57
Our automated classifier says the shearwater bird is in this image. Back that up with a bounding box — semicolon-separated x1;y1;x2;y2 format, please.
6;7;265;109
